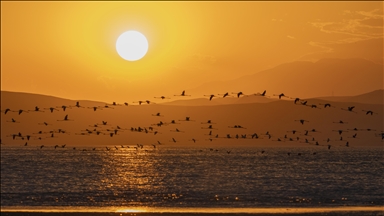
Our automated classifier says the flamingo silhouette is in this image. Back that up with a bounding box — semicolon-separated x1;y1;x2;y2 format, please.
295;119;309;125
174;90;191;97
30;106;44;112
254;90;267;97
204;94;216;101
231;92;244;98
341;106;356;113
362;110;377;115
154;96;171;100
218;92;230;98
333;120;347;124
2;108;11;114
45;107;59;113
152;113;164;117
57;115;73;121
274;93;287;99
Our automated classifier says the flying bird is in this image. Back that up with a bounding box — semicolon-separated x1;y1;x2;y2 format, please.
154;96;170;100
204;94;216;101
295;119;309;125
274;93;287;99
231;92;244;98
218;92;230;98
174;90;191;97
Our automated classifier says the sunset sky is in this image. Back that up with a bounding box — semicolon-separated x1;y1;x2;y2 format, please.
1;1;383;102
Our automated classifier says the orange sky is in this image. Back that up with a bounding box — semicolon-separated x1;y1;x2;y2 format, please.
1;1;383;102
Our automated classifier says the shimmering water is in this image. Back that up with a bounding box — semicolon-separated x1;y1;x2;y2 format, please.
1;146;383;211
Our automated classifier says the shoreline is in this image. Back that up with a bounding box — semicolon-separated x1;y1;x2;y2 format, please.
1;206;383;213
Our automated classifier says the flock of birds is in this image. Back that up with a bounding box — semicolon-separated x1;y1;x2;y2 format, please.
1;90;383;154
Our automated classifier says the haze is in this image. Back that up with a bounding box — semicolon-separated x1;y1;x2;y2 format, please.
1;2;383;102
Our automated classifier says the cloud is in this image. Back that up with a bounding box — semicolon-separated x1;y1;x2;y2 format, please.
287;35;295;39
309;9;383;42
301;9;383;63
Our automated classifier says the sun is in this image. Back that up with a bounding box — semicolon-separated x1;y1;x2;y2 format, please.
116;30;148;61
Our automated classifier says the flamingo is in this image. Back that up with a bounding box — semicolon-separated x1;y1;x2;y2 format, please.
274;93;287;99
204;94;216;101
152;113;164;117
201;125;216;129
8;118;20;123
2;108;11;114
154;96;170;100
295;119;309;125
251;133;259;139
174;90;191;97
321;103;333;108
133;101;145;105
45;107;59;113
201;120;215;124
179;117;194;122
231;92;244;98
362;110;377;115
30;106;44;112
341;106;356;113
60;105;69;111
254;90;267;97
218;92;230;98
333;120;347;124
57;114;73;121
170;128;184;133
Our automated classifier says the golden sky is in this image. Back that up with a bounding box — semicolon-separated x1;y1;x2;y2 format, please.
1;1;383;102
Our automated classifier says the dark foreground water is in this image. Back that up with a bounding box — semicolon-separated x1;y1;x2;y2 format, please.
1;146;383;214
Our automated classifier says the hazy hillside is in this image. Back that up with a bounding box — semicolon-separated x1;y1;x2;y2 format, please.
1;91;107;109
315;89;383;105
188;58;383;99
1;91;382;149
162;89;382;106
162;94;277;106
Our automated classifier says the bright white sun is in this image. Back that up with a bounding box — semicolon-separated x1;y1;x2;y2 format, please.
116;30;148;61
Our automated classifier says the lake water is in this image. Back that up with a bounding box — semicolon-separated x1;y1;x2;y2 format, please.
1;145;383;214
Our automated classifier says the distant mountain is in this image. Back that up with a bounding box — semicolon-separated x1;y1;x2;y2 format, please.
1;91;106;109
315;89;383;105
162;89;382;106
188;58;383;99
162;94;277;106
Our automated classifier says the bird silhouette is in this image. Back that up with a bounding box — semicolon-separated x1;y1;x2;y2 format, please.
295;119;309;125
274;93;287;99
341;106;356;113
333;120;347;124
30;106;44;112
204;94;216;101
2;108;11;114
152;112;164;117
154;96;170;100
174;90;191;97
57;115;73;121
218;92;230;98
231;92;244;98
362;110;377;115
254;90;267;97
